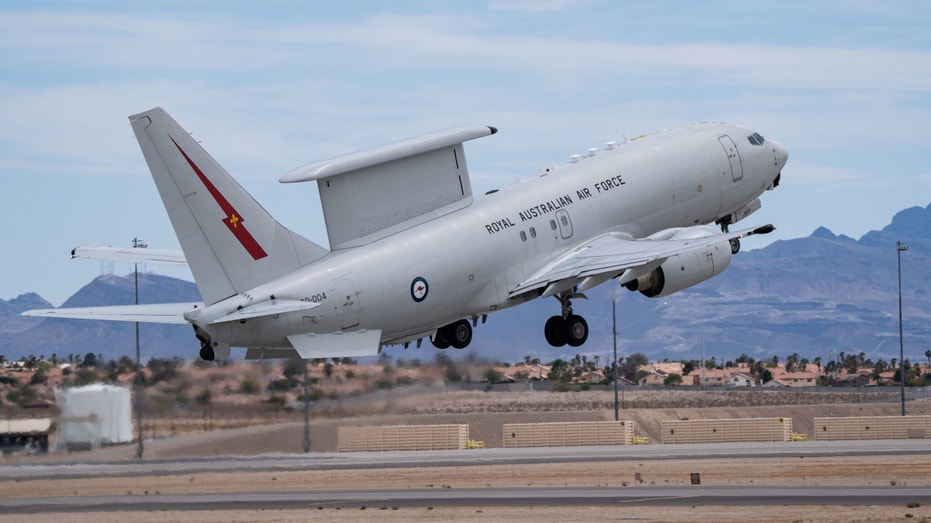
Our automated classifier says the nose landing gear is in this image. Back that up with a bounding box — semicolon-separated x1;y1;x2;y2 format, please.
543;290;589;347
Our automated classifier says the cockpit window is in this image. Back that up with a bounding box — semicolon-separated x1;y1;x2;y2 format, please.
747;132;765;146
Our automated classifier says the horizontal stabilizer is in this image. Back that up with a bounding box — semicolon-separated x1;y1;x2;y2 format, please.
287;330;382;359
20;303;199;324
71;246;188;266
208;299;322;324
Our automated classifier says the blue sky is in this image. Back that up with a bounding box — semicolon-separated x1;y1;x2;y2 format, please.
2;1;930;305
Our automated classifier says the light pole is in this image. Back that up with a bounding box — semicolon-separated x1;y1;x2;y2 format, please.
612;299;619;421
303;360;311;453
897;240;909;416
132;237;147;458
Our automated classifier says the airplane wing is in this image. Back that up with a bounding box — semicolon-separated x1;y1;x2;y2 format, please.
509;224;774;298
71;246;188;266
20;303;199;324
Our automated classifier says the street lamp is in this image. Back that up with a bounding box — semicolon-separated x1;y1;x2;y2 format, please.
612;299;619;421
132;237;147;458
897;240;908;416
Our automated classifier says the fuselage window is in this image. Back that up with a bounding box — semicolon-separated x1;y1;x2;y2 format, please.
520;231;527;241
560;215;569;227
549;219;557;230
530;227;537;238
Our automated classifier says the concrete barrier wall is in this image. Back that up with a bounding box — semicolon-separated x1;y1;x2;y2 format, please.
337;424;469;452
813;416;931;441
502;421;634;448
661;418;792;444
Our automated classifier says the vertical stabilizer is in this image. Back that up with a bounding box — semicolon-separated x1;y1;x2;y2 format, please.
129;107;328;305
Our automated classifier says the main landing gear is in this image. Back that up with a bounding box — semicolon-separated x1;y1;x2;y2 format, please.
717;217;741;254
194;325;215;361
543;290;589;348
431;319;473;349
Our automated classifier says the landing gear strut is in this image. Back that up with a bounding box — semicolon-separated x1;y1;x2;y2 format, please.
544;290;589;347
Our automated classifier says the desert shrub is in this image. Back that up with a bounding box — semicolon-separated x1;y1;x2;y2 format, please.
239;377;262;395
551;380;573;392
444;366;462;383
5;389;22;404
29;368;47;385
282;358;306;381
147;357;183;385
483;368;504;384
267;378;296;392
297;389;323;402
69;368;99;388
194;387;212;405
265;395;289;412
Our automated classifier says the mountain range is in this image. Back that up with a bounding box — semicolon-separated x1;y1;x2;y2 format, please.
3;203;930;365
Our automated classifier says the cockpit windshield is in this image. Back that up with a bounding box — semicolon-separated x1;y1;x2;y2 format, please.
747;132;765;146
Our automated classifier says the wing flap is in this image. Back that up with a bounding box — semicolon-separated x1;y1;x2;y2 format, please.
20;303;198;324
287;330;383;359
510;224;773;297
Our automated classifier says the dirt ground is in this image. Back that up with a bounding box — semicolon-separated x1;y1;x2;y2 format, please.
3;389;931;522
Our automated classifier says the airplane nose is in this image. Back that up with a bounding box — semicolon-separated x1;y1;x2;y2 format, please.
772;140;788;170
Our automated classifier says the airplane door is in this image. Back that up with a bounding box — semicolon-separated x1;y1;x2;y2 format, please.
556;210;573;239
332;278;361;330
718;135;744;182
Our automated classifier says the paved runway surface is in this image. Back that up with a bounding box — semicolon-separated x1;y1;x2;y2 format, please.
3;440;930;514
3;486;931;513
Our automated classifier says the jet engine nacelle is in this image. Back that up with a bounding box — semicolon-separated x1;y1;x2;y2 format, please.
623;227;733;298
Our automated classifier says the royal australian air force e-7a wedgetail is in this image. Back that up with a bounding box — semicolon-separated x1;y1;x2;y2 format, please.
23;108;787;361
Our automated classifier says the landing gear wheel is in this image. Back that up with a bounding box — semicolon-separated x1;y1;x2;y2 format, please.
565;315;589;347
431;328;451;349
544;315;567;347
448;320;473;349
729;238;741;254
199;345;215;361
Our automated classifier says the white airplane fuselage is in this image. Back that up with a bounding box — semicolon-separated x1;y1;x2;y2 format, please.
196;123;785;350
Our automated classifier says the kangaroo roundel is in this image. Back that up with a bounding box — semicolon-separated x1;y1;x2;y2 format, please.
411;277;429;302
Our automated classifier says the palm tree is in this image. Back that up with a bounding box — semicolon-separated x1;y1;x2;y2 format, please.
925;350;931;369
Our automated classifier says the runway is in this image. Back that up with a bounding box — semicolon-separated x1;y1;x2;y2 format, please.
2;438;930;480
2;439;930;516
3;486;930;514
